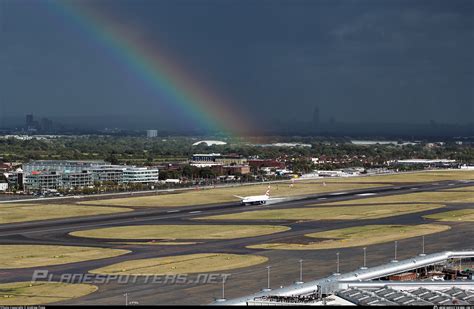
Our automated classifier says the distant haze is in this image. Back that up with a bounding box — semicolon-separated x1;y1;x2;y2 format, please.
1;0;473;133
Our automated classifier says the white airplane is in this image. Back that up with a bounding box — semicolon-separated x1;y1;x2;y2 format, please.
234;186;271;205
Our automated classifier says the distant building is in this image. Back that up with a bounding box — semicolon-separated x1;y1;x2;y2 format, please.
25;114;55;133
191;153;222;167
26;114;34;128
90;165;126;183
223;165;250;175
123;167;159;184
22;160;159;191
3;169;23;190
23;160;106;175
215;154;247;165
392;159;457;168
191;153;247;167
0;182;8;191
192;140;227;146
146;130;158;138
40;117;53;132
61;171;94;188
24;172;62;191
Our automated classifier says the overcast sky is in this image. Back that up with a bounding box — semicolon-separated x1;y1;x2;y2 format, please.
1;0;473;130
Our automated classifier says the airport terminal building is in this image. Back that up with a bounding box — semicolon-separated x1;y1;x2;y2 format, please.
217;250;474;306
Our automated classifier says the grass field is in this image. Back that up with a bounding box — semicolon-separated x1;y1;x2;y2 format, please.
317;191;474;206
70;224;290;240
424;209;474;222
322;170;474;183
78;182;387;207
247;224;450;250
0;245;130;269
0;282;97;305
90;253;268;275
196;203;444;221
443;186;474;192
0;203;132;224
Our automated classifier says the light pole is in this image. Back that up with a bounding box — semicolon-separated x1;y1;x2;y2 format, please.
124;293;128;306
222;277;225;300
360;247;368;270
263;266;272;291
334;252;340;275
419;236;426;256
391;241;398;263
296;259;304;284
215;276;227;302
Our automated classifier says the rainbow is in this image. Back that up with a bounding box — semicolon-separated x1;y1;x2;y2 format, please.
47;0;255;136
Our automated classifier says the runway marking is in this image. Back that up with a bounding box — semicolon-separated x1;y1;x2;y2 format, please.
317;198;327;200
167;210;180;213
330;192;348;196
448;183;455;186
356;193;376;196
189;211;202;214
410;187;419;190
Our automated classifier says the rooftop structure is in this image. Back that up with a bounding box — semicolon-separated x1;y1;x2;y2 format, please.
337;284;474;306
191;153;247;167
192;140;227;146
23;160;106;175
216;250;474;306
395;159;457;164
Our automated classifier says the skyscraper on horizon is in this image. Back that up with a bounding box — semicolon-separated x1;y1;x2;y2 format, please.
26;114;34;127
146;129;158;138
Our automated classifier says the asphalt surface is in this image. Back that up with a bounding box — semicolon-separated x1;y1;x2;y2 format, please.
0;179;473;305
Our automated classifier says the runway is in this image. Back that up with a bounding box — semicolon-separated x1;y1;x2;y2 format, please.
0;179;472;305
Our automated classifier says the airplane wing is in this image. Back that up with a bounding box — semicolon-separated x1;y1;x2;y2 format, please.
233;195;245;199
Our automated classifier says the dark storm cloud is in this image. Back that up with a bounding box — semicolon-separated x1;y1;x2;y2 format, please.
0;0;472;130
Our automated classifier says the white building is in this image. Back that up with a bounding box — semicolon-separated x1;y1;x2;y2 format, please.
22;160;160;191
0;183;8;191
123;167;159;184
192;140;226;146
